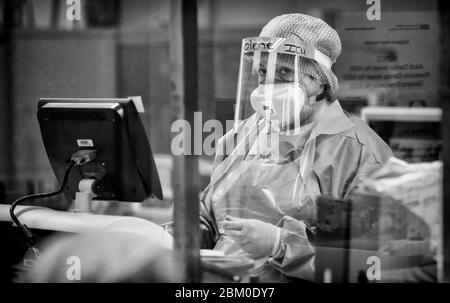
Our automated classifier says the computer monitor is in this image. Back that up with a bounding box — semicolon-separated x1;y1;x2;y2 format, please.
37;98;163;203
361;106;442;163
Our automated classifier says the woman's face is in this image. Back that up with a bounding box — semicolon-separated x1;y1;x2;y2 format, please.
251;53;327;126
256;56;324;98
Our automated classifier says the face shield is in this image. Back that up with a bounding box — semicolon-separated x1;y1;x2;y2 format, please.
234;37;333;135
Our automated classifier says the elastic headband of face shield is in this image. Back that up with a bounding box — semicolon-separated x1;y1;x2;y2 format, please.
234;37;333;134
243;37;333;69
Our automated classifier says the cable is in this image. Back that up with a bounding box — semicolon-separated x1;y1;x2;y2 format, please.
9;160;75;247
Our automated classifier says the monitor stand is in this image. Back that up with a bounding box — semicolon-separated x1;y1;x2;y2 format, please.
72;179;97;213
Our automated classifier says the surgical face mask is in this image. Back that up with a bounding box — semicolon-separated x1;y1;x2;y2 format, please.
249;83;307;131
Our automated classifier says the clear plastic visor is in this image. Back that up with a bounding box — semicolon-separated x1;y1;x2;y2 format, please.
234;37;328;134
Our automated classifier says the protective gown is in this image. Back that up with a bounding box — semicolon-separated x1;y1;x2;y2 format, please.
198;100;393;282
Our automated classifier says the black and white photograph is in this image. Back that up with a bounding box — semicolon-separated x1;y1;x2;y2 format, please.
0;0;449;292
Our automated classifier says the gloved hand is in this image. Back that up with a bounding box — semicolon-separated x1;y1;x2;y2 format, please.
222;215;279;259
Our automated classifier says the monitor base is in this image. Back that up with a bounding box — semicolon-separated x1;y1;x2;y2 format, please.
72;179;97;213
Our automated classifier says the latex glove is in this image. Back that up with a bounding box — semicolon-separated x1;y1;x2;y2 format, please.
222;215;279;259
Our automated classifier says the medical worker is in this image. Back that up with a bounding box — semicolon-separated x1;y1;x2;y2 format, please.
196;13;392;282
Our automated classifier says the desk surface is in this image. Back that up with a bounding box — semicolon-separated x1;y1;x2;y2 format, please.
0;204;173;249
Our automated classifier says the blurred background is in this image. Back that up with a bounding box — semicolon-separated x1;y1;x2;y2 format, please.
0;0;444;224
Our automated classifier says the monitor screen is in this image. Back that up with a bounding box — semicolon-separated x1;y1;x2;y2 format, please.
361;107;442;163
37;98;163;202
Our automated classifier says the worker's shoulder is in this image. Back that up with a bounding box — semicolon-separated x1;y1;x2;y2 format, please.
344;115;393;163
346;115;385;144
318;115;393;164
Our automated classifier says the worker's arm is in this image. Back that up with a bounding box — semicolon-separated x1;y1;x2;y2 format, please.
196;127;238;248
162;185;219;249
268;209;316;280
165;129;231;248
198;184;220;249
